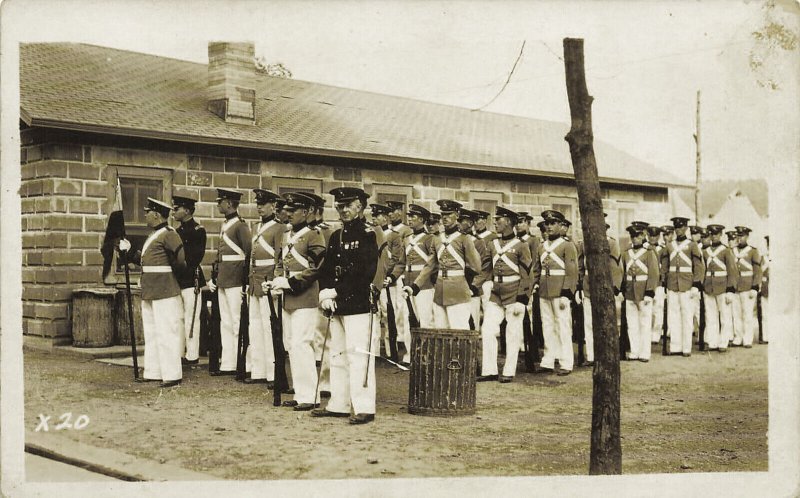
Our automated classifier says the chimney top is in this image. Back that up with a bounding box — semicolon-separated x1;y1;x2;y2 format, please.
207;42;256;125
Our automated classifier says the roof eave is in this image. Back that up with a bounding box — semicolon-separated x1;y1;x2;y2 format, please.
24;116;690;189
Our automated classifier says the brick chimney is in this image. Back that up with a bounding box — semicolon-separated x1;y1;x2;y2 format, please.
207;42;256;125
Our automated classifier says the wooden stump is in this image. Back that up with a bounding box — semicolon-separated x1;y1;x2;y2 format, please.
72;288;117;347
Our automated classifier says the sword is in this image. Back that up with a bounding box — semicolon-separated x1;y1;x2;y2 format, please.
363;284;378;388
189;266;200;339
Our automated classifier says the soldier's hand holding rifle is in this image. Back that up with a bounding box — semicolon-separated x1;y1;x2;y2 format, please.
401;285;415;300
264;276;290;296
575;289;583;305
207;280;217;293
319;288;337;313
118;238;131;252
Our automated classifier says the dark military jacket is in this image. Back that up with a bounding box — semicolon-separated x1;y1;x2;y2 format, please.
319;217;379;315
175;217;206;290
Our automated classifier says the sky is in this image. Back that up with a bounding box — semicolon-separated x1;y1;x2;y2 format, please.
4;0;799;183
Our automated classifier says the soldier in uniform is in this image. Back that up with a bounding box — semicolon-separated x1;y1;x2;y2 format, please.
701;224;738;352
171;195;207;366
119;198;186;387
403;200;481;330
403;204;436;332
426;213;442;235
732;226;762;348
532;210;578;375
473;210;498;325
661;216;705;356
207;188;251;376
384;201;412;359
576;214;623;366
478;207;532;382
458;208;485;329
266;192;326;410
689;225;704;337
645;226;666;343
312;187;380;425
620;224;660;362
306;192;333;397
246;189;283;386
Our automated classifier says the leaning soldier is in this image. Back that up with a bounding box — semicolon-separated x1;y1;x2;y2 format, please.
478;207;532;382
312;187;379;425
732;226;762;348
620;224;660;362
532;209;578;375
119;198;186;387
661;216;705;356
207;188;251;376
171;194;207;366
702;224;738;352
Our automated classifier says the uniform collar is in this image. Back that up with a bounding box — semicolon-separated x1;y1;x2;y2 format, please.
180;217;196;228
224;211;239;221
261;214;275;223
413;228;425;235
444;225;459;235
391;220;402;227
677;235;687;241
548;234;560;241
292;221;308;232
154;222;169;230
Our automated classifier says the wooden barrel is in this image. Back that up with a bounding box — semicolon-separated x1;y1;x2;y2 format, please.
114;287;145;346
71;288;117;347
408;327;479;416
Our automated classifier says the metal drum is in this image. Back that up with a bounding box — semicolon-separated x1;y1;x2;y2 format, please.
71;288;117;347
408;327;479;416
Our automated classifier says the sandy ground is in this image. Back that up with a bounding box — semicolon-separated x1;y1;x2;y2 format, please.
23;342;767;480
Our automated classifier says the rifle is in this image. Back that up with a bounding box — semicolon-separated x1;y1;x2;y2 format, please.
522;303;535;372
531;290;542;364
385;285;399;363
189;266;200;339
407;295;420;328
619;295;630;360
572;296;585;367
757;290;764;343
235;257;251;382
661;284;669;356
207;263;223;372
267;288;288;406
698;289;706;351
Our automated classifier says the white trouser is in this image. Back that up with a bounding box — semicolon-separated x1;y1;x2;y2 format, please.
539;296;573;371
651;287;665;342
667;290;695;354
626;299;653;360
142;295;183;382
248;294;276;380
180;287;201;361
432;301;472;330
283;307;319;404
692;290;701;334
469;296;481;330
704;293;733;350
413;288;435;329
481;301;525;377
583;297;594;362
733;289;758;346
314;310;332;392
218;287;243;371
761;297;768;342
326;313;378;415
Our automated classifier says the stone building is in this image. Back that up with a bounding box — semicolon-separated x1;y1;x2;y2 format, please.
19;42;689;344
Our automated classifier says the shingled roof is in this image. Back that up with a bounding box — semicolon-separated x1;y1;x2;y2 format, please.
20;43;688;188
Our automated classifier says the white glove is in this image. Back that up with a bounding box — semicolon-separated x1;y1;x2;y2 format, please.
241;285;249;298
725;292;733;305
261;281;271;294
319;288;338;303
207;280;217;293
481;281;493;300
690;287;700;299
643;295;653;305
118;238;131;252
532;284;540;294
575;290;583;305
509;302;525;317
271;276;291;291
320;298;337;312
383;276;394;288
401;286;414;300
558;296;569;311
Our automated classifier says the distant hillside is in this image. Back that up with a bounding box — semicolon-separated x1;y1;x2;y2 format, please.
677;179;768;219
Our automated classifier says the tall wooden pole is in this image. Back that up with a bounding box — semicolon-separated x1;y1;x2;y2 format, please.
563;38;622;475
695;90;701;223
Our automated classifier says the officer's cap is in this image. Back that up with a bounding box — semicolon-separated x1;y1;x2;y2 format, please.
369;203;392;216
386;200;405;211
144;197;172;218
626;224;645;237
735;226;752;235
670;216;690;228
407;204;431;219
706;224;725;235
689;225;703;235
330;187;369;205
436;199;462;214
646;226;662;236
304;192;326;208
426;213;442;224
725;229;738;239
253;189;280;205
282;192;315;210
457;208;478;221
541;209;565;223
171;195;197;210
216;188;243;202
537;220;547;230
561;218;572;227
661;224;675;233
631;220;650;231
474;210;491;220
515;211;531;223
494;206;518;222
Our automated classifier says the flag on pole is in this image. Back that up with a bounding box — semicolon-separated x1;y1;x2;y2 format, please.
101;179;126;279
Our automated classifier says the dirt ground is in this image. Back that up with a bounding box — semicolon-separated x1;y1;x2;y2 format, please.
23;342;768;480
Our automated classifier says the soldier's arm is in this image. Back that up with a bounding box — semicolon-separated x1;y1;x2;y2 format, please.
237;221;252;258
463;236;482;289
532;247;542;288
287;232;326;293
386;235;405;284
166;231;187;274
519;243;533;299
724;249;738;292
185;225;207;269
751;248;762;290
412;239;439;293
659;247;669;285
471;238;488;289
563;243;578;296
335;230;379;299
645;250;659;296
576;242;585;291
318;231;337;291
691;243;705;288
609;239;623;292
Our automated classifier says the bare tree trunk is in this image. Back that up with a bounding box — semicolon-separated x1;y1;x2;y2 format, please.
562;37;622;475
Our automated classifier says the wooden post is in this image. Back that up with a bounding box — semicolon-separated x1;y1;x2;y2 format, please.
563;38;622;475
694;90;702;223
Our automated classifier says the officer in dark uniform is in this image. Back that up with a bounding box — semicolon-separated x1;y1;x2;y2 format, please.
312;187;380;425
172;195;207;366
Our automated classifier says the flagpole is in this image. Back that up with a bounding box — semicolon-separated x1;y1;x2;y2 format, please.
115;178;139;379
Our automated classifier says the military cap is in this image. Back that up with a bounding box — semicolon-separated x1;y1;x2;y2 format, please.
305;192;326;208
282;192;315;210
670;216;690;228
436;199;462;214
253;189;281;205
172;195;197;210
735;225;752;235
561;218;572;227
645;225;662;236
689;225;703;235
626;224;646;237
426;213;442;224
330;186;369;204
407;204;431;219
661;224;675;233
386;200;405;211
725;229;738;239
144;197;172;218
216;188;243;202
516;211;532;223
457;208;478;221
631;220;650;231
275;198;287;209
706;224;725;235
537;220;547;230
369;203;392;215
474;210;491;220
494;206;518;222
541;209;565;223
